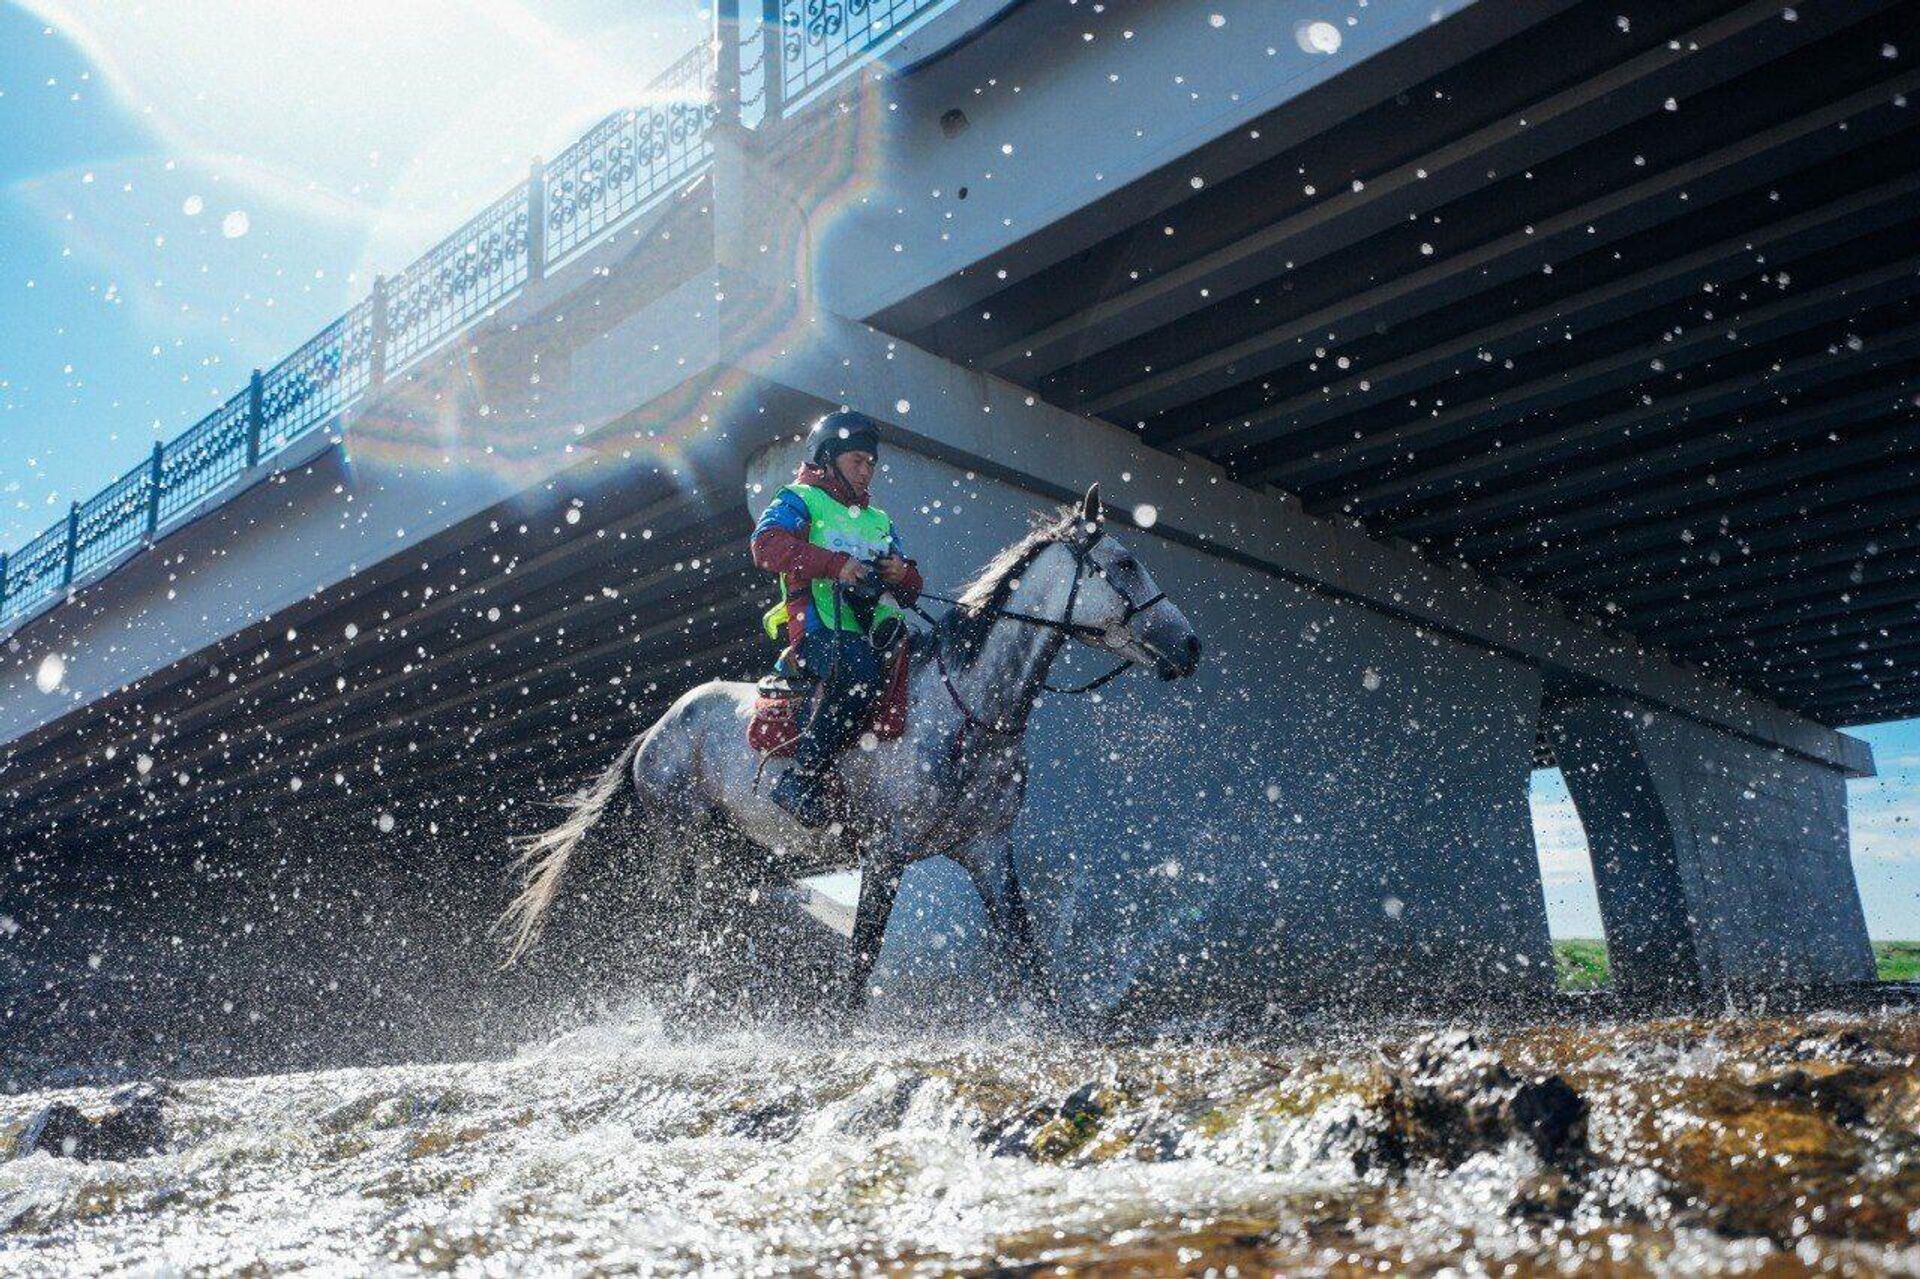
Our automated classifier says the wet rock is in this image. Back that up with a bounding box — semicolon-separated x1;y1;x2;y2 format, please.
985;1081;1115;1161
1752;1066;1884;1128
1509;1168;1583;1223
825;1070;930;1138
16;1082;170;1160
1784;1028;1904;1068
1363;1031;1587;1174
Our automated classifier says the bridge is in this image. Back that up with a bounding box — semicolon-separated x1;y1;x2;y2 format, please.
3;0;1912;1067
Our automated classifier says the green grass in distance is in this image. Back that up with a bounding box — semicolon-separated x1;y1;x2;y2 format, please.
1551;939;1920;989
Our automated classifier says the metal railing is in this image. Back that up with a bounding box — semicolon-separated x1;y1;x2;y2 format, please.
0;1;960;633
548;44;717;268
774;0;955;110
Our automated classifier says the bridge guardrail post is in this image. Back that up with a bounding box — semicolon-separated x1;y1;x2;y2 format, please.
761;0;784;120
715;0;742;122
0;554;9;621
370;275;389;387
246;368;265;468
527;158;547;284
146;442;163;539
62;502;78;588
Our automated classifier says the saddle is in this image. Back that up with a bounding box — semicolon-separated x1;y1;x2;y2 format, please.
747;640;912;757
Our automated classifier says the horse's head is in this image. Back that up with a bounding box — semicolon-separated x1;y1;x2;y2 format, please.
1060;485;1202;681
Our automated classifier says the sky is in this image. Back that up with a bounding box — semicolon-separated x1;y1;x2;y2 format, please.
0;0;705;543
0;1;1915;940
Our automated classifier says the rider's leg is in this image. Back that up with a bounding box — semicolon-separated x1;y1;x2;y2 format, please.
771;630;883;826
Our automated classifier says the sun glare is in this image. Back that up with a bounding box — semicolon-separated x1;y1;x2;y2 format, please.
19;1;704;270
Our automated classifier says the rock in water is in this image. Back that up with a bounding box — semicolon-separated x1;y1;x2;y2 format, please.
1365;1030;1586;1172
16;1083;170;1160
15;1103;94;1159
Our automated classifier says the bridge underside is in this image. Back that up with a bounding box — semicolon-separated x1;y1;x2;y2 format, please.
0;0;1904;1074
878;0;1920;729
1;471;758;865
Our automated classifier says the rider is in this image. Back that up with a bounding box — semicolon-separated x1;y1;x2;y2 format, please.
751;409;923;827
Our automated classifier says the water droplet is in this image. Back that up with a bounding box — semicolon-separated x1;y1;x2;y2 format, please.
1296;20;1341;54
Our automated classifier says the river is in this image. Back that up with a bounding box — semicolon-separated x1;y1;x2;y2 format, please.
3;1004;1919;1275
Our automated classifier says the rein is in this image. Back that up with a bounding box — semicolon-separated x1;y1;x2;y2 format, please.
907;530;1166;735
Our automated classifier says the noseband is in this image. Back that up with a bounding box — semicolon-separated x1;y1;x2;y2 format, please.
911;527;1168;734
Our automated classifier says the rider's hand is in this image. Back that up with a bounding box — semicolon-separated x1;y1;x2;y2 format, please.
836;557;871;585
875;554;910;585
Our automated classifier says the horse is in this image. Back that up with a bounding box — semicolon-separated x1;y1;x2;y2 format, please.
497;484;1202;1011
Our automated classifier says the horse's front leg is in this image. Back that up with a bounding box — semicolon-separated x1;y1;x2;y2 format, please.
845;846;906;1013
965;835;1052;1008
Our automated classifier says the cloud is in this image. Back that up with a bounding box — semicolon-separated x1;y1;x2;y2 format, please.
14;1;706;271
1852;795;1920;865
1529;795;1593;885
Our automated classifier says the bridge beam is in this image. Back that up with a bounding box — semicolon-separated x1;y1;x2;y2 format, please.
709;256;1872;778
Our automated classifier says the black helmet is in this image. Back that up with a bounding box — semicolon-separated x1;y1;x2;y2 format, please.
804;409;881;467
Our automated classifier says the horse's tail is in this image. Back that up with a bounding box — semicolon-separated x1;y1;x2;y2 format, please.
496;734;644;966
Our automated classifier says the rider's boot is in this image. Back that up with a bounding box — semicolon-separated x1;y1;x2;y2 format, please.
769;766;833;829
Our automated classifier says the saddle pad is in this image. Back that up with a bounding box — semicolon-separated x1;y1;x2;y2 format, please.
748;644;910;757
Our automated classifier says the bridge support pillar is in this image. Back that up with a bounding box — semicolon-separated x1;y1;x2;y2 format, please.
1545;698;1874;996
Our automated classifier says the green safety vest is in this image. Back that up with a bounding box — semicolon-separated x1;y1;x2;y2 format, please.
761;484;903;640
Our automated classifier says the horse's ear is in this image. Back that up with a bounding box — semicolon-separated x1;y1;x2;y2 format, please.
1080;483;1102;526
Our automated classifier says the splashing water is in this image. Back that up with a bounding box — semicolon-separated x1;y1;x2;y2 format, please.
2;1009;1919;1274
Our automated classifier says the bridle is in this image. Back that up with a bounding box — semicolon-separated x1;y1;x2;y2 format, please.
907;525;1169;735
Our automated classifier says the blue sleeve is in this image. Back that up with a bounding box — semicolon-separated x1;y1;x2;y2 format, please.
753;489;810;540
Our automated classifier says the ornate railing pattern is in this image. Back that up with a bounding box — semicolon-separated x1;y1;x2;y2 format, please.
385;185;532;370
778;0;949;108
548;45;717;268
71;462;154;583
158;392;253;526
1;523;71;627
1;1;961;632
260;302;376;455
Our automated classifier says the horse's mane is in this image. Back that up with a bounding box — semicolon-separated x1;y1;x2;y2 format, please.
932;504;1083;664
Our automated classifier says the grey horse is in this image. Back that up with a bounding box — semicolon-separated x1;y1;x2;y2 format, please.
499;485;1202;1009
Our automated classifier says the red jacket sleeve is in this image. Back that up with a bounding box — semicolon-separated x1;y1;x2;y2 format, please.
751;527;847;581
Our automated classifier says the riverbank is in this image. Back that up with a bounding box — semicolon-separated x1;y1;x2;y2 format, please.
1552;940;1920;992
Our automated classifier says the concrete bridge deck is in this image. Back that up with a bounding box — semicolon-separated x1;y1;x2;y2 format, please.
0;0;1907;1063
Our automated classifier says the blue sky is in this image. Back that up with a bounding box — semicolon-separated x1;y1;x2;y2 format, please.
0;0;702;542
2;2;1915;940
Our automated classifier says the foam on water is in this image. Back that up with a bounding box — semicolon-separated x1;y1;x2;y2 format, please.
3;1009;1919;1275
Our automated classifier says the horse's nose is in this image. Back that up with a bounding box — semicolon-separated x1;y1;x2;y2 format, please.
1182;634;1203;673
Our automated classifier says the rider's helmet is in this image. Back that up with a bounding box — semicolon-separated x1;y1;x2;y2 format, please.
804;409;881;467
